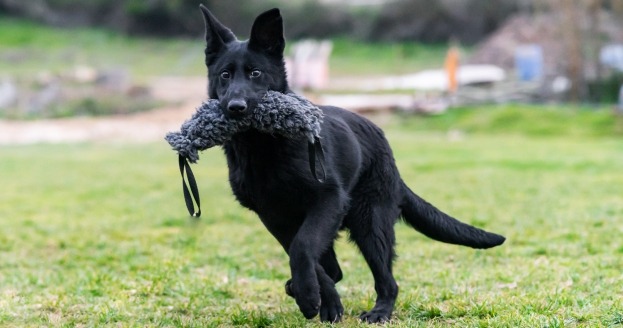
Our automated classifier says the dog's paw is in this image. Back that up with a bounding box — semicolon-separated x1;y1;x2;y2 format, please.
359;309;391;323
296;293;320;319
319;291;343;323
289;279;320;319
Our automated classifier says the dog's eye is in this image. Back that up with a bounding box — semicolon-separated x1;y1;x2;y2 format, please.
220;71;231;79
250;69;262;78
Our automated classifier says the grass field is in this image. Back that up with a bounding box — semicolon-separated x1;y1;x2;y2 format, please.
0;17;205;79
1;109;622;327
0;17;448;79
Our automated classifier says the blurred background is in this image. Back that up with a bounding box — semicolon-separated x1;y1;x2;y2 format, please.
0;0;622;141
1;3;623;326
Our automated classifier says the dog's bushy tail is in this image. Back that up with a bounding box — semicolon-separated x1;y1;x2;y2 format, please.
400;182;505;249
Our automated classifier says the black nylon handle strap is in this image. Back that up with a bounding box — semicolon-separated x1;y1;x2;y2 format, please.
308;137;326;183
178;155;201;217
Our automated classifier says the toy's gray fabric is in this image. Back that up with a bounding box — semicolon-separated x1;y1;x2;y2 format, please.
165;91;323;163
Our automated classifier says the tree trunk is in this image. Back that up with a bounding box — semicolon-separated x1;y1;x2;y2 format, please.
558;0;586;102
588;0;603;102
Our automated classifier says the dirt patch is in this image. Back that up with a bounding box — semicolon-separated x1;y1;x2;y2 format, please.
0;76;206;144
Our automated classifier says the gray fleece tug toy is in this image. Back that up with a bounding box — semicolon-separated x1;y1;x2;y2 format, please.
165;90;325;216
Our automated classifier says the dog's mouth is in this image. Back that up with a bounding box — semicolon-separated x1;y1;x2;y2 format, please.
223;109;248;120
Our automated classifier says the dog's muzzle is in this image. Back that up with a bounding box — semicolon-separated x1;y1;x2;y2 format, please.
227;99;247;115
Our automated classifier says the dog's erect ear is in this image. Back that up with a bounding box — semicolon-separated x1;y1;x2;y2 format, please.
248;8;285;57
200;4;236;60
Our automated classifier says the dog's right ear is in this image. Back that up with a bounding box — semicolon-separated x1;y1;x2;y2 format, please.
199;4;236;63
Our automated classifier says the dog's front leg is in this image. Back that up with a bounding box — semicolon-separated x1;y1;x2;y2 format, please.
287;192;346;320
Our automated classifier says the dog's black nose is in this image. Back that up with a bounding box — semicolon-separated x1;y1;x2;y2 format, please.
227;99;247;113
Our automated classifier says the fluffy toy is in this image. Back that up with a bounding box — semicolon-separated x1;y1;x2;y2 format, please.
165;91;325;217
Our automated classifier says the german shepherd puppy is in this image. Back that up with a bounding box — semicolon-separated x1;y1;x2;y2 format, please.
198;5;505;323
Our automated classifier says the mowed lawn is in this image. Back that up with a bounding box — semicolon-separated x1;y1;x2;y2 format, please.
1;115;622;327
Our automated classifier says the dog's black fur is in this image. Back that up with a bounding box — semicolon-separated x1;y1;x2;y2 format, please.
199;5;505;323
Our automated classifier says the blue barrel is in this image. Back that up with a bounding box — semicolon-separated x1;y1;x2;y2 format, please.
515;44;543;81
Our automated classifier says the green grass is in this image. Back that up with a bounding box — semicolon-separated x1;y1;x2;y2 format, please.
0;17;205;79
0;17;449;80
1;110;622;326
397;104;623;138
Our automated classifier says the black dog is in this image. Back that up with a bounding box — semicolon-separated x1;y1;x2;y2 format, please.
198;5;505;323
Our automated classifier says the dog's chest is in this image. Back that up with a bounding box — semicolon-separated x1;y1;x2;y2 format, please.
224;134;315;221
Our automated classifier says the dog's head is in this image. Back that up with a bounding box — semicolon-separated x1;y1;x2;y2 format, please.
200;5;289;119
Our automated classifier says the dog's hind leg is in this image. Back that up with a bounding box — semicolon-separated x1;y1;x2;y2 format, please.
347;204;400;323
